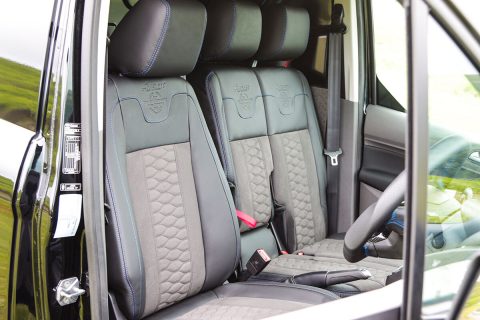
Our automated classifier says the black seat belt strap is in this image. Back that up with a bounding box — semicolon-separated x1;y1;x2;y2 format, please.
268;172;288;254
325;4;346;235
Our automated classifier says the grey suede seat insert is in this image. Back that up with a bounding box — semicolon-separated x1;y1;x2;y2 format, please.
192;0;402;295
105;0;337;319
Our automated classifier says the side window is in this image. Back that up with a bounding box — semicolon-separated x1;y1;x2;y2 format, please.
422;7;480;318
0;1;54;131
371;0;407;111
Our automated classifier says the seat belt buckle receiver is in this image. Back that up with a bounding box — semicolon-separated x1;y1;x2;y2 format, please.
246;249;271;276
324;148;343;166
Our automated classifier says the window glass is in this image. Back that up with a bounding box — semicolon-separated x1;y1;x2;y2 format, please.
372;0;407;109
0;2;53;318
109;0;138;29
0;0;54;131
459;275;480;320
313;36;327;74
422;12;480;318
453;0;480;33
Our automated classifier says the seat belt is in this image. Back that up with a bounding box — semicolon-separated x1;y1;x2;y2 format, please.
324;4;346;235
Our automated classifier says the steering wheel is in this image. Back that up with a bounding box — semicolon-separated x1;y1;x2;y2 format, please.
343;135;471;263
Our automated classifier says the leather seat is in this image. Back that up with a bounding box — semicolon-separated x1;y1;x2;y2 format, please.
105;0;337;319
190;0;280;269
192;0;401;296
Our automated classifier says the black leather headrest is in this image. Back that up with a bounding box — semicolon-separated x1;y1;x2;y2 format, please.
109;0;207;78
256;5;310;61
201;0;262;61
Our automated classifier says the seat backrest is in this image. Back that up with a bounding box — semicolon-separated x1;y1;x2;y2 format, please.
254;4;329;253
191;1;280;265
105;1;240;318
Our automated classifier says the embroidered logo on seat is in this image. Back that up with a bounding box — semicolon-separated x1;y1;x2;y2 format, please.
276;84;294;115
232;83;256;119
139;80;171;122
148;91;167;114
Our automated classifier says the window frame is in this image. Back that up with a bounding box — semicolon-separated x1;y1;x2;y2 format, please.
368;0;409;112
6;1;62;318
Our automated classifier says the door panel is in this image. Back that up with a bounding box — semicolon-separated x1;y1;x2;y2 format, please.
359;104;406;210
364;104;406;152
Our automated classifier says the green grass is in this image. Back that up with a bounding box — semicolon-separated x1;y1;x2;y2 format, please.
0;176;14;320
430;175;480;196
427;175;480;224
0;57;41;131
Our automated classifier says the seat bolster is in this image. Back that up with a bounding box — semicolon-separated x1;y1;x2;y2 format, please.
190;69;237;184
105;78;145;319
205;71;237;183
298;70;328;216
187;84;241;291
147;282;337;319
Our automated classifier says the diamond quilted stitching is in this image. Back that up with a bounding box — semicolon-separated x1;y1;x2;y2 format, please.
142;146;193;310
240;137;271;228
177;298;305;320
281;132;316;248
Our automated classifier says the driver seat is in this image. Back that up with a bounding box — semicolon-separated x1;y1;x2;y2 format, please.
105;0;337;319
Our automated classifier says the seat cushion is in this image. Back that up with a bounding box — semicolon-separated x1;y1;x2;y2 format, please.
147;282;337;319
263;239;402;294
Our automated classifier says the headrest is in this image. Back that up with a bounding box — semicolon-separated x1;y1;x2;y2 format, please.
201;0;262;61
109;0;207;78
256;5;310;61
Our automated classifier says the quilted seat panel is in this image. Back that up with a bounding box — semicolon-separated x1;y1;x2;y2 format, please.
230;136;273;232
176;297;309;320
270;130;326;250
281;131;315;247
127;143;205;315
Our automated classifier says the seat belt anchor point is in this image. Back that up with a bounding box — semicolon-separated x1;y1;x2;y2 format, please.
324;148;343;166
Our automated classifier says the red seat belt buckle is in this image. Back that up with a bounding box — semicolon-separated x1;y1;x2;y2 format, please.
236;209;257;229
280;250;289;255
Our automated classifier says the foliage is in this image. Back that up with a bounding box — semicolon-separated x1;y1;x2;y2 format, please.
0;57;41;131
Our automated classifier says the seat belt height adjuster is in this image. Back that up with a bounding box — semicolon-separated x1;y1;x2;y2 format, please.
324;148;343;166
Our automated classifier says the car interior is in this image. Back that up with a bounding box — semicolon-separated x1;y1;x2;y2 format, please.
3;0;480;318
104;0;407;318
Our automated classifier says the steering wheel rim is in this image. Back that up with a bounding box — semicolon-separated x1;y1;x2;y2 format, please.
343;135;471;263
343;171;406;263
